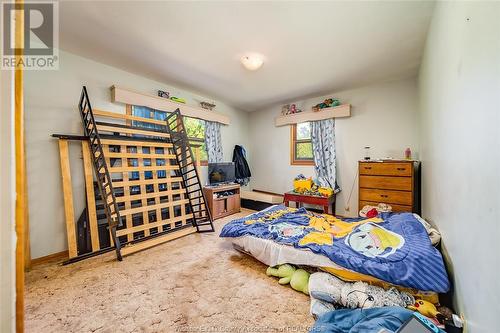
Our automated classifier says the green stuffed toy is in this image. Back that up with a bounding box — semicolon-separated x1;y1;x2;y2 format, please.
266;264;310;295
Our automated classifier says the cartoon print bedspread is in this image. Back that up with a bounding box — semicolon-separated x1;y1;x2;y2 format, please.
219;205;449;293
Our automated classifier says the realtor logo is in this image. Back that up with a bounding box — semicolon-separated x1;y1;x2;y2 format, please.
1;1;59;69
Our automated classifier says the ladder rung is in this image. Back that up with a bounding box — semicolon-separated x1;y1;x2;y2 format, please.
196;221;213;226
184;173;199;181
178;155;193;163
180;165;196;172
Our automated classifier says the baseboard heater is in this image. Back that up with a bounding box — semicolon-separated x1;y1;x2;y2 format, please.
240;189;283;211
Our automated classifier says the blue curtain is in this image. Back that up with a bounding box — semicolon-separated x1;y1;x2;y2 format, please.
311;119;339;191
205;121;223;163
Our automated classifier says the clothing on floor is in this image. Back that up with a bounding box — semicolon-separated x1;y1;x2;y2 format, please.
311;306;414;333
309;272;414;312
232;145;251;185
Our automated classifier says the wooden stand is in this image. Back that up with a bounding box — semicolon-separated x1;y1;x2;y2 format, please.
203;184;241;220
284;191;336;215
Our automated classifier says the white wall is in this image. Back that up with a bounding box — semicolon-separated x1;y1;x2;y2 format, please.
0;69;16;332
418;2;500;332
25;50;250;259
247;78;419;217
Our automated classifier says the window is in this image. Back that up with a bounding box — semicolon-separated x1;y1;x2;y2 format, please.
290;122;314;165
130;106;208;164
183;116;208;163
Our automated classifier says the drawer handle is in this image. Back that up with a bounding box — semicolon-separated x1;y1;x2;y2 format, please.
364;167;372;170
380;195;389;198
397;168;406;171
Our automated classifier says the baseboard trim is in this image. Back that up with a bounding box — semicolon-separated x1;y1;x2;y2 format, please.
31;250;69;266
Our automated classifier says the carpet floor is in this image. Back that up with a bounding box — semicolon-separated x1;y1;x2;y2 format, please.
26;210;314;333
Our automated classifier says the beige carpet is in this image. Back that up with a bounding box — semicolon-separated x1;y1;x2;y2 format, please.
26;210;314;333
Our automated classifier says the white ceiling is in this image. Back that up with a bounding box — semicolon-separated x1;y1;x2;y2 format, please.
59;1;435;111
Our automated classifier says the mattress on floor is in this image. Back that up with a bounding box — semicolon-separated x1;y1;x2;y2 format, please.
231;235;400;287
230;235;439;303
220;205;450;293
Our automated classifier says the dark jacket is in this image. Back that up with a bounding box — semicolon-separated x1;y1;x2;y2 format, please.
232;145;251;185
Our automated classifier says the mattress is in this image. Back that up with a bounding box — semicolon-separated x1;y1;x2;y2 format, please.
220;205;450;293
232;235;408;287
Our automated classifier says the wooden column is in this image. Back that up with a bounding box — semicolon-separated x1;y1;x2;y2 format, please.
58;140;78;258
14;1;26;331
82;141;100;251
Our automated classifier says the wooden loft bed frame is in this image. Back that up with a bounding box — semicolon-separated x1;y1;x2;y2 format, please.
54;86;213;263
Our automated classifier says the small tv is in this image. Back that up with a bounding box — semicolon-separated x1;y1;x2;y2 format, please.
208;162;236;185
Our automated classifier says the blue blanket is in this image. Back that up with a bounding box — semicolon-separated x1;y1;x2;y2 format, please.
220;205;449;292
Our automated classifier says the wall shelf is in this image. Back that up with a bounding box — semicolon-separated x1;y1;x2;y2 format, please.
111;85;230;125
275;104;351;126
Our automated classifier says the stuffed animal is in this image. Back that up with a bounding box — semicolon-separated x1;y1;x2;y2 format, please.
266;264;310;295
312;98;341;111
408;299;440;318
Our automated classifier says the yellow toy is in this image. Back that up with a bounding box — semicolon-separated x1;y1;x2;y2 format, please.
318;187;334;197
408;299;440;318
293;178;313;192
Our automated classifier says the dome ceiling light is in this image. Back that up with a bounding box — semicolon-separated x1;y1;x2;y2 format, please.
240;53;264;71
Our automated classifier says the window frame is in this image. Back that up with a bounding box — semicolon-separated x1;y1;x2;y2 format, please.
127;105;208;165
290;123;314;166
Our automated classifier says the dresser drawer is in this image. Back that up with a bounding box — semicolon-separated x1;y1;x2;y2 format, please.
359;162;412;177
359;200;413;213
359;175;412;191
359;188;412;205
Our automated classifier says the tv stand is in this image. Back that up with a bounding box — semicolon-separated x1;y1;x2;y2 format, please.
203;183;241;220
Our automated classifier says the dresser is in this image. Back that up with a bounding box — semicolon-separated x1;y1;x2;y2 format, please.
358;160;420;214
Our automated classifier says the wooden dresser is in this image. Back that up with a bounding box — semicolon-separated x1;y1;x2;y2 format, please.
358;160;420;214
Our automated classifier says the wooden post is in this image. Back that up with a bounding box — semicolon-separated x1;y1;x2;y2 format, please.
82;141;100;251
14;1;26;331
58;140;78;258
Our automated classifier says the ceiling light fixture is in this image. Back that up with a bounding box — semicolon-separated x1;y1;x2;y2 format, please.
241;53;264;71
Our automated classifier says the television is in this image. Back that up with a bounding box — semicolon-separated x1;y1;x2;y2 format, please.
208;162;236;185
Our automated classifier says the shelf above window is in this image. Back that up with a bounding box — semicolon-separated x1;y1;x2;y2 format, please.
111;85;230;125
275;104;351;127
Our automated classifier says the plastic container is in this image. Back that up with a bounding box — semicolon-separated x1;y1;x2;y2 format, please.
364;146;371;160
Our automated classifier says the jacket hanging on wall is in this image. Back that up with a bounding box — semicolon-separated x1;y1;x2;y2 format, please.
232;145;251;185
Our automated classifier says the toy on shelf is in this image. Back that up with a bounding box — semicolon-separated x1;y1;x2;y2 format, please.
312;98;341;112
157;90;170;99
200;101;216;110
170;96;186;104
266;264;310;295
281;103;302;115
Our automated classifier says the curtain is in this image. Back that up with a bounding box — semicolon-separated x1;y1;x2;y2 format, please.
205;121;223;163
311;118;339;191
